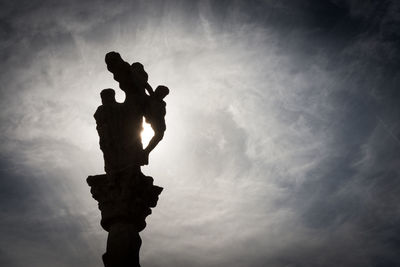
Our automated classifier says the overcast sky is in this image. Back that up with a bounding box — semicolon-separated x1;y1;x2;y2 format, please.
1;0;400;266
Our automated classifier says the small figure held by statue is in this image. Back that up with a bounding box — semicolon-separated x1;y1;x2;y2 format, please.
141;85;169;165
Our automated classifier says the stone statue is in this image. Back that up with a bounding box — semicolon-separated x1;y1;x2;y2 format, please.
87;52;167;267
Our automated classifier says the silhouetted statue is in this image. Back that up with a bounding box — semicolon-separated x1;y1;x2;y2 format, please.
87;52;167;267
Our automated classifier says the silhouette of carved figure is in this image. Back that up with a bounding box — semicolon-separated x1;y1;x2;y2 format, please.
142;85;169;165
94;88;143;173
88;52;166;267
104;52;151;168
94;89;125;173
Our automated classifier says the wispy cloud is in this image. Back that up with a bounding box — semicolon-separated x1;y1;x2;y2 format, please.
1;1;399;266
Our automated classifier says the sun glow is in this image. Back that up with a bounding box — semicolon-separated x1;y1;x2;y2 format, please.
141;118;154;147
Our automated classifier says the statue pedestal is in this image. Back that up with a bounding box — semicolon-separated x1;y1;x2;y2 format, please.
87;168;162;267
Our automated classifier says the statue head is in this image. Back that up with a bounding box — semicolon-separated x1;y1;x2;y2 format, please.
154;86;169;100
131;62;148;83
105;52;123;72
100;88;116;105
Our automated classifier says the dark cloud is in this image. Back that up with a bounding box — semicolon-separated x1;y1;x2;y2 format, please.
0;155;103;267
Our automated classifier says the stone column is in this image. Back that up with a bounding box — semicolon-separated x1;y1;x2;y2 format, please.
87;169;162;267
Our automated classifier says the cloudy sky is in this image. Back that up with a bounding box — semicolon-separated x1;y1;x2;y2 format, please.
1;0;400;266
